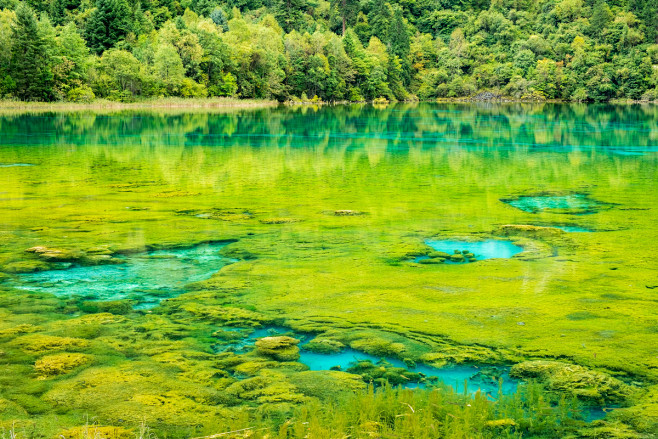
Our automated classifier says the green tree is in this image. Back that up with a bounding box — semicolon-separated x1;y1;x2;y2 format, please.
274;0;307;32
85;0;132;54
368;0;390;44
10;3;53;100
154;43;185;93
331;0;358;35
388;6;410;82
589;0;612;38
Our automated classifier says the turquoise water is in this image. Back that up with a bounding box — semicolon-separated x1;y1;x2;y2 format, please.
0;163;34;167
14;242;234;309
425;240;524;260
503;194;604;214
553;225;594;232
299;347;517;395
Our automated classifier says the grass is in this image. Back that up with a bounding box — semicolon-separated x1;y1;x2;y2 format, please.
0;97;278;113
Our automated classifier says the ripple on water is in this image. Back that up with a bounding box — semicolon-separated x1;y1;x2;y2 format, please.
13;242;235;309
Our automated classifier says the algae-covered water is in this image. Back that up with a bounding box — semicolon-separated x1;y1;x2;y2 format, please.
0;103;657;437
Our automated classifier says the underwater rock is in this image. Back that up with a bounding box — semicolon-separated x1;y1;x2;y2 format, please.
35;353;92;377
259;218;301;224
255;336;301;361
497;224;565;238
510;360;633;405
333;210;364;216
25;246;84;262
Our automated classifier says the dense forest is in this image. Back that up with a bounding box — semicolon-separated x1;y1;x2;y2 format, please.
0;0;657;102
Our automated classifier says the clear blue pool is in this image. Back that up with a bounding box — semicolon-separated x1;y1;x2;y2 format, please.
425;239;523;260
14;242;234;309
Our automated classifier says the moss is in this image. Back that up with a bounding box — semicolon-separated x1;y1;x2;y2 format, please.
177;303;268;326
349;338;406;358
610;385;658;433
10;334;90;354
2;260;51;273
303;338;345;354
345;360;421;386
255;336;300;361
79;300;134;315
497;224;565;239
58;425;134;439
449;254;465;262
0;324;40;339
288;371;366;399
0;398;28;417
224;375;306;404
44;363;232;427
418;258;443;264
428;251;452;259
420;345;504;367
35;353;92;377
510;361;634;405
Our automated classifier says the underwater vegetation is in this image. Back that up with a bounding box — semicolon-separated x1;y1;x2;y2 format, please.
0;103;657;438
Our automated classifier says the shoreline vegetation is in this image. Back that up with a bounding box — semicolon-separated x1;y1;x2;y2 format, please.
0;95;658;115
0;97;278;113
2;94;657;114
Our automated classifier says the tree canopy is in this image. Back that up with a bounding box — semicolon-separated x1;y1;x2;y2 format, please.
1;0;658;102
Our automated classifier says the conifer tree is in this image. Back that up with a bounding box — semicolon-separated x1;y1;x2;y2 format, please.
369;0;390;44
84;0;131;54
10;3;53;100
388;6;409;82
589;0;611;38
210;7;229;31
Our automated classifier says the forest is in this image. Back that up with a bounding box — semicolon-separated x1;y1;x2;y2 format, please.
0;0;657;103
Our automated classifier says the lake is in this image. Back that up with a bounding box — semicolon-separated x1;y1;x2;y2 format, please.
0;103;656;436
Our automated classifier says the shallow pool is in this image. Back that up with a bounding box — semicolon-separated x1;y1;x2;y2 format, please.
13;242;234;309
425;239;523;260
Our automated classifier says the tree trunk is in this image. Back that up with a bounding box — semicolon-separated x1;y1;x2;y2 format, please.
342;0;346;35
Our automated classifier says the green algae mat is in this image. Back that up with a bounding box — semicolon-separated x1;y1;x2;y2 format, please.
0;103;657;438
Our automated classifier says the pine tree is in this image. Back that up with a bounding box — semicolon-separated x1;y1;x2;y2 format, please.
388;6;409;82
589;0;611;38
84;0;131;54
368;0;390;44
331;0;358;35
10;3;53;100
210;7;229;31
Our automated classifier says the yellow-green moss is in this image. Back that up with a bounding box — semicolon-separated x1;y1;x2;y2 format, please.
57;425;134;439
10;334;90;354
35;353;92;377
